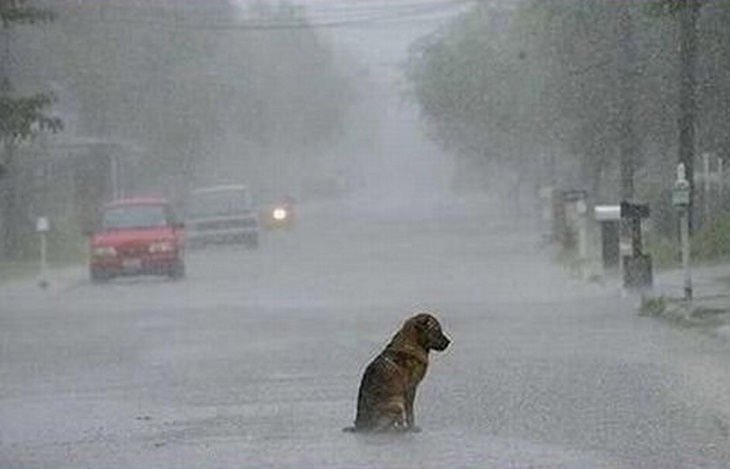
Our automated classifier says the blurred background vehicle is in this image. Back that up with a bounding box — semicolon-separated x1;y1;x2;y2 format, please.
185;184;259;249
88;197;185;282
261;195;296;230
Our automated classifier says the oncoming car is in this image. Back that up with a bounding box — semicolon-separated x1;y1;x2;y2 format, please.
261;196;296;230
185;185;260;248
89;197;186;282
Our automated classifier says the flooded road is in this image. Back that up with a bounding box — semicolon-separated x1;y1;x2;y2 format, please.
2;198;730;468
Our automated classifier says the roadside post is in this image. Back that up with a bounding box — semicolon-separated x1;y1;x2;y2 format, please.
36;216;50;289
594;204;621;277
719;157;724;202
561;190;591;278
576;198;589;270
672;163;692;302
620;201;652;292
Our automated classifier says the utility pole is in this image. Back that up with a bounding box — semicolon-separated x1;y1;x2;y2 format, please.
617;3;639;288
0;17;14;259
672;163;692;302
678;0;701;231
618;2;637;202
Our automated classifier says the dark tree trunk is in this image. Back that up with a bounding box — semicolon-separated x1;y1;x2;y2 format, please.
0;142;24;260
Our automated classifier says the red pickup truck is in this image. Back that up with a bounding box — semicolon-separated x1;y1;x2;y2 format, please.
89;197;185;282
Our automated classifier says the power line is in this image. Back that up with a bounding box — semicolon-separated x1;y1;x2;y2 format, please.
83;0;473;31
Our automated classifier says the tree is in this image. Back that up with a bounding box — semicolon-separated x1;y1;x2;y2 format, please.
407;4;541;192
22;0;350;199
0;0;60;175
408;1;635;195
406;0;689;204
0;0;60;259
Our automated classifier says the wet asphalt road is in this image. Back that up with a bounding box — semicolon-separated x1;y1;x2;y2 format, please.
2;199;730;468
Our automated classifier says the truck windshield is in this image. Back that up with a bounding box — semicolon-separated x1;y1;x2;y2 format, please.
187;190;251;218
102;205;168;230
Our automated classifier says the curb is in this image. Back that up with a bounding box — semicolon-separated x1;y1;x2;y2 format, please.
639;293;730;338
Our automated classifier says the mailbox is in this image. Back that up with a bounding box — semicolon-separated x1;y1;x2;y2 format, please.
620;202;650;219
595;205;620;271
620;201;652;290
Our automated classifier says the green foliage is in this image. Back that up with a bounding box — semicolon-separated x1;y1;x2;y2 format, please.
407;0;641;189
0;0;55;26
644;0;684;17
14;215;85;264
0;0;60;146
647;214;730;269
646;232;680;269
406;0;730;202
639;295;667;317
644;0;707;17
0;92;62;140
691;215;730;260
0;260;35;284
22;0;350;190
407;4;538;169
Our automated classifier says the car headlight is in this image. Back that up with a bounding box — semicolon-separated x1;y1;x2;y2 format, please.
149;241;175;253
92;246;117;257
272;207;288;221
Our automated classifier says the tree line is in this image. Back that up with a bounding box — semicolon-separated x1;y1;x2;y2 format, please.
407;0;727;230
0;0;351;259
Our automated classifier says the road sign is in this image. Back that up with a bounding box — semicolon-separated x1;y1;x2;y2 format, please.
36;216;49;233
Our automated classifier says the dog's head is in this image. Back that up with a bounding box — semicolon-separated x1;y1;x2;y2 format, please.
407;313;451;352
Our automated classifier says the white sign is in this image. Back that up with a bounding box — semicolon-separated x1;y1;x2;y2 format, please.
677;162;687;182
36;216;49;233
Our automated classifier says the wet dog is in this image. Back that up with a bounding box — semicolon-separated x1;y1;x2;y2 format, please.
345;312;450;433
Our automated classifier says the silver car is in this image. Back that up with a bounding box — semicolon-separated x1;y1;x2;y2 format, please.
185;184;259;249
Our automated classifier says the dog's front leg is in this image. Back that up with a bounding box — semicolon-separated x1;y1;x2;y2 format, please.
404;388;420;432
374;400;407;432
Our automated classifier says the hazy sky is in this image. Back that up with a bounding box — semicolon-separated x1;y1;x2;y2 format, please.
233;0;470;207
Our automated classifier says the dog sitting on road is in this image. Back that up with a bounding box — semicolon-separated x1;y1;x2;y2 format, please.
345;312;451;433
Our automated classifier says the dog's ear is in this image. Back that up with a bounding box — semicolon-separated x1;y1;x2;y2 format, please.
413;314;442;344
410;314;428;330
414;313;438;330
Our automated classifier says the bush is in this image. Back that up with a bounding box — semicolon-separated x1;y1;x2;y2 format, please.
646;233;680;269
647;214;730;269
16;217;86;265
691;215;730;260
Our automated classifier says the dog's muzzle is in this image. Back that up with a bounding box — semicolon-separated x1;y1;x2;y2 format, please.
432;334;450;351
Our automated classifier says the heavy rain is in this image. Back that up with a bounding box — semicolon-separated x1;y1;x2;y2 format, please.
1;1;730;468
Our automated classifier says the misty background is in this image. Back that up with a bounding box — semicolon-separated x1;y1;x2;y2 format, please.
1;0;729;262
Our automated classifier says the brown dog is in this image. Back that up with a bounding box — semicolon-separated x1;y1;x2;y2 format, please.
346;312;450;433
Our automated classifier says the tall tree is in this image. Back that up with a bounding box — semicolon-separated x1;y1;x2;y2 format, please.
406;0;699;207
0;0;60;175
0;0;60;259
21;0;350;198
408;4;540;191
